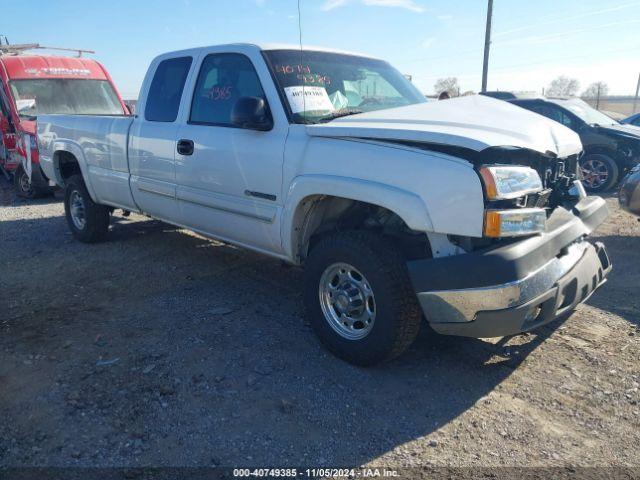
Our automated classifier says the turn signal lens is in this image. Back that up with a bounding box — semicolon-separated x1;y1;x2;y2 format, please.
484;209;546;237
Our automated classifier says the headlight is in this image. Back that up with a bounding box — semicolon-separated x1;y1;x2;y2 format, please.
484;208;546;237
479;165;543;200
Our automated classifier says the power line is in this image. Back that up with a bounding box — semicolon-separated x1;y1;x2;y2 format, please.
495;19;640;48
397;1;640;66
411;43;640;82
493;1;640;38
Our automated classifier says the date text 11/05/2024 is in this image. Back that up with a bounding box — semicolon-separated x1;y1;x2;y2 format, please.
232;467;399;477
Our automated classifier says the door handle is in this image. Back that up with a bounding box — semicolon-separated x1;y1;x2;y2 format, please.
177;139;194;156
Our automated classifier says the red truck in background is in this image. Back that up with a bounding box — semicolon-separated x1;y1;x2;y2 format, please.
0;39;127;198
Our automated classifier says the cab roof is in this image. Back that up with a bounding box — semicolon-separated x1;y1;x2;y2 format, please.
0;55;109;80
156;43;379;61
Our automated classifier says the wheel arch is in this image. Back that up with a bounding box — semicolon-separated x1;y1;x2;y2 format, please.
282;174;433;263
51;142;98;201
583;145;621;163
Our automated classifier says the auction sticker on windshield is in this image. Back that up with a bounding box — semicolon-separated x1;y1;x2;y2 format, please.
284;86;334;114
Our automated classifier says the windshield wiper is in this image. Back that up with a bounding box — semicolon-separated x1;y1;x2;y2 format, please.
317;108;363;123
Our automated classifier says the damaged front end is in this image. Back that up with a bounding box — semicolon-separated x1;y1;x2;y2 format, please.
402;142;612;338
397;141;582;211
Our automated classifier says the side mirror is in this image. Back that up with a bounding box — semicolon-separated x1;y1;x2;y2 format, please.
231;96;273;131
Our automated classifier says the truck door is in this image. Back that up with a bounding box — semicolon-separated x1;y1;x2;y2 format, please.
174;51;288;254
0;81;17;168
128;56;193;222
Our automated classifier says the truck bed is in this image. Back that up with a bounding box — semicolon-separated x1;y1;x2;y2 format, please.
38;114;137;210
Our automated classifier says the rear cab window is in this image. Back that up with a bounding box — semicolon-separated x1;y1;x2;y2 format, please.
145;56;193;122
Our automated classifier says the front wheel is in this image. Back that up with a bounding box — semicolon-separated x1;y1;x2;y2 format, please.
580;154;619;192
64;175;110;243
303;231;421;366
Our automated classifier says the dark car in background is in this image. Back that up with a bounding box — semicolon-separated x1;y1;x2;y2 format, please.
619;164;640;216
622;112;640;127
508;97;640;192
479;91;517;100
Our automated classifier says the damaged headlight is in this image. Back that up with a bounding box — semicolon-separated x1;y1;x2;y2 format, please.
479;165;543;200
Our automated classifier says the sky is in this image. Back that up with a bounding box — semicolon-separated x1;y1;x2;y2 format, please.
3;0;640;99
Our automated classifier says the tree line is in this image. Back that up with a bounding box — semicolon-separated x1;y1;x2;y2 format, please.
433;76;609;99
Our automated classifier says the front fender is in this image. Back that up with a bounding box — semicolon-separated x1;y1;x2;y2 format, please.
281;174;434;260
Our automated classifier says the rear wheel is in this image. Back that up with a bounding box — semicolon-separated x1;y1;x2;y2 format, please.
580;154;619;192
64;175;110;243
304;231;421;366
14;166;40;199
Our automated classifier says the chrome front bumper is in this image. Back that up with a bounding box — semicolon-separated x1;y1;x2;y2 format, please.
407;196;612;338
417;241;610;337
418;241;598;323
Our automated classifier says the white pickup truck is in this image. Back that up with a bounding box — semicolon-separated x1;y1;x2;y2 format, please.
37;44;612;365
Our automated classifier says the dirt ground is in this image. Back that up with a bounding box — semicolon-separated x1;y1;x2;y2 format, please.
0;178;639;474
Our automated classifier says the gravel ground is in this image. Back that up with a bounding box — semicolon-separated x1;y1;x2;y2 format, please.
0;178;639;474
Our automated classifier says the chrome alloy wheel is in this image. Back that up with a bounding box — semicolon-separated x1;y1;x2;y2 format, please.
69;190;87;230
319;262;376;340
581;158;609;190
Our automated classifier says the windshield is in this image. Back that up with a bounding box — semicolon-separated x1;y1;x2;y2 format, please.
9;79;124;120
263;50;426;124
559;99;618;126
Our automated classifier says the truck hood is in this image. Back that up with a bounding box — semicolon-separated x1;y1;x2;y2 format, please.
306;95;582;158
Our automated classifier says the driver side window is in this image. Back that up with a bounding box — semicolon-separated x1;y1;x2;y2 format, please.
189;53;267;127
533;104;575;129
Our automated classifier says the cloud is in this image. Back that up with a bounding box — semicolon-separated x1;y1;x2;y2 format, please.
421;37;435;49
437;14;453;21
322;0;349;10
362;0;425;12
322;0;424;13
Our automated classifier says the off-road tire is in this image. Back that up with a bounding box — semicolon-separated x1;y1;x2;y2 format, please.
304;231;421;366
580;154;619;192
64;174;110;243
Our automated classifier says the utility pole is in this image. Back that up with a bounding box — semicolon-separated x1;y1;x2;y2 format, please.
481;0;494;93
634;72;640;114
